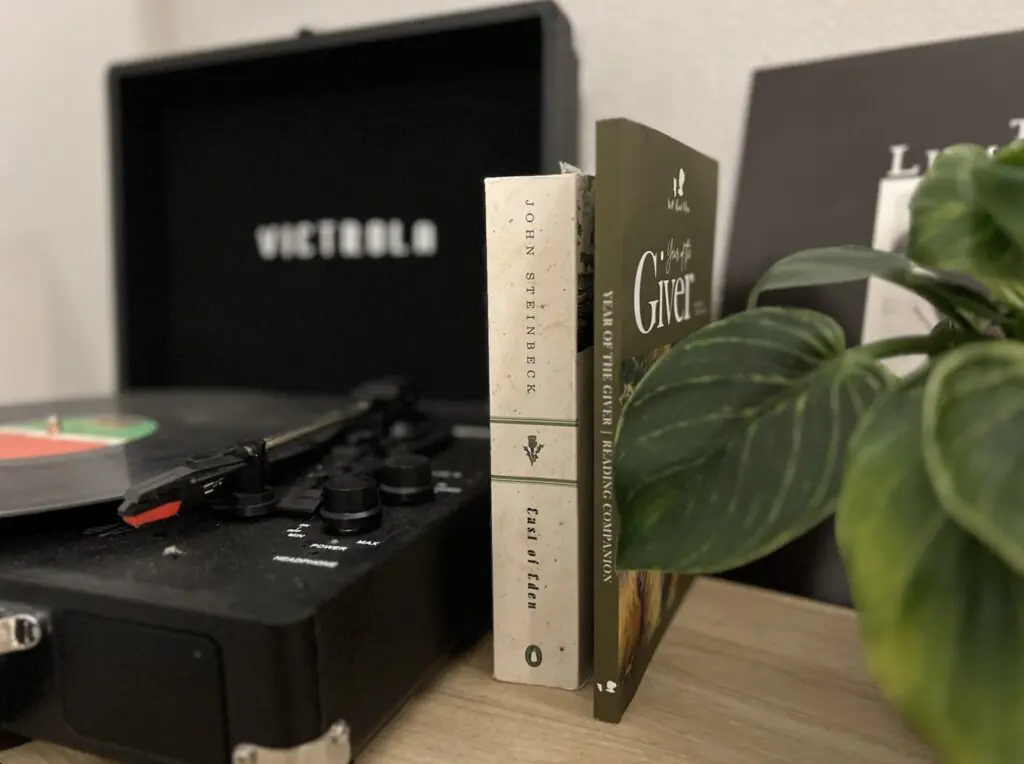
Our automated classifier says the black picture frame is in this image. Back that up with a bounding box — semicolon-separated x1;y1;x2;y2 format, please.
721;28;1024;605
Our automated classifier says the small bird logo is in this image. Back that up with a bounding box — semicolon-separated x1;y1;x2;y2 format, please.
523;435;544;466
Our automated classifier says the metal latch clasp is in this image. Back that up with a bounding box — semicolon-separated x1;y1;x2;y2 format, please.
0;612;44;656
232;721;351;764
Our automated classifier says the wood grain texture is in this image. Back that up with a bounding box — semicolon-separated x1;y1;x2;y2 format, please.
2;578;936;763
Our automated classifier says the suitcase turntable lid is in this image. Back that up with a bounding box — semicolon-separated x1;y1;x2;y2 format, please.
108;2;577;404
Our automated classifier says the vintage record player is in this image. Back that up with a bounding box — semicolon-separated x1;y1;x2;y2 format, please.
0;3;577;763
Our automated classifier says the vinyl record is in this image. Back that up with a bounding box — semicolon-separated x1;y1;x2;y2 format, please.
0;388;347;519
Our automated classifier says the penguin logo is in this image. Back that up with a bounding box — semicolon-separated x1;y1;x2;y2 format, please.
525;644;543;667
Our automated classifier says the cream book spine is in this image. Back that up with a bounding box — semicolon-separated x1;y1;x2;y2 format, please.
483;169;595;690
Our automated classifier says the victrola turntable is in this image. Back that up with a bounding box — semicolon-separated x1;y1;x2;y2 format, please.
0;3;577;763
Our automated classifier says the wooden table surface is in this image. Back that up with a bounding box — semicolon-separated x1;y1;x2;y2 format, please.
2;578;936;764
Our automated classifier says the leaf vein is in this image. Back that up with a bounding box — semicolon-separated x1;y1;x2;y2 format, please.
629;407;759;448
809;370;842;509
951;397;1024;449
669;335;822;365
766;391;805;525
628;373;794;411
729;424;758;521
623;360;877;497
752;316;836;358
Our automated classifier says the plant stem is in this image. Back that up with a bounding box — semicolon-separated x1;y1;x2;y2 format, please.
939;307;977;333
856;335;956;360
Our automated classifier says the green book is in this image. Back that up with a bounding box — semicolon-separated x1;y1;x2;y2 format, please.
592;118;718;722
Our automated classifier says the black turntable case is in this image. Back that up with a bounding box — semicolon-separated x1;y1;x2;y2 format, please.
0;4;577;763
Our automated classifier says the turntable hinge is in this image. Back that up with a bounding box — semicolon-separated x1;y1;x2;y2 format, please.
232;721;350;764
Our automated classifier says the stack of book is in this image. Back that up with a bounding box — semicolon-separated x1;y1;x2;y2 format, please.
483;118;719;721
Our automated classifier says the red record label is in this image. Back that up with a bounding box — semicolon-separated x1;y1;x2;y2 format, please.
0;414;158;461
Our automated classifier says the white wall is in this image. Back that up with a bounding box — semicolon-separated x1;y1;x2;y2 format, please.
160;0;1024;306
3;0;1024;404
0;0;168;405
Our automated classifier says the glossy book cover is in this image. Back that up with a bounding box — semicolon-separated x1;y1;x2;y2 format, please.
592;118;718;722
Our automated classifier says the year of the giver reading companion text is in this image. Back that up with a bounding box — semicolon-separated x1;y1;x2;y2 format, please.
484;165;595;690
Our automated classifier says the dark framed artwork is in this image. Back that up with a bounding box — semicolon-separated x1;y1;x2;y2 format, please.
721;29;1024;605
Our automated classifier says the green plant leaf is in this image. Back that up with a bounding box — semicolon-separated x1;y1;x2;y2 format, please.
614;306;893;573
837;379;1024;764
922;340;1024;575
993;139;1024;166
975;141;1024;249
991;282;1024;313
905;269;1007;327
909;144;1024;286
746;245;1006;328
746;246;910;309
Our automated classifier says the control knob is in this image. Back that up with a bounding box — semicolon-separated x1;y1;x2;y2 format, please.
379;454;434;505
320;474;382;535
